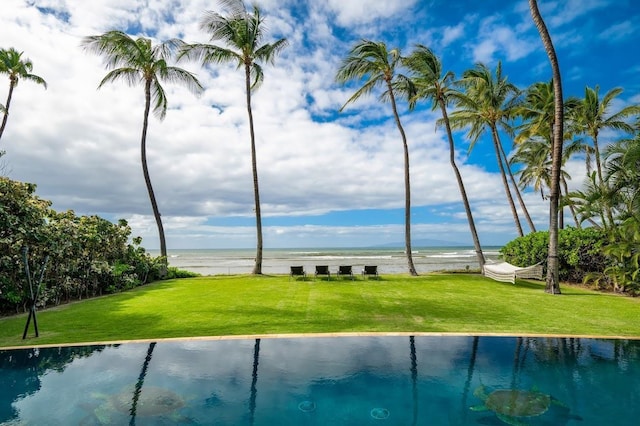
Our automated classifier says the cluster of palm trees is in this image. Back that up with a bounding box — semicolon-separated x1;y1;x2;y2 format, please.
81;0;287;274
335;4;639;289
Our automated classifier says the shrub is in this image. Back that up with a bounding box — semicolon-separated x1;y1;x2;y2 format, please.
500;227;608;283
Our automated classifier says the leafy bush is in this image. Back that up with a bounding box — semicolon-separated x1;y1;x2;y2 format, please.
0;178;170;315
500;227;608;283
166;267;200;279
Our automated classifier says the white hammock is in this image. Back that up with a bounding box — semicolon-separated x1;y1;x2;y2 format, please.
482;261;543;284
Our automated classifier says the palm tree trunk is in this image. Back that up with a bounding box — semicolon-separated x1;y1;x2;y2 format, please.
529;0;562;294
388;83;417;276
593;133;615;230
0;79;16;141
249;338;260;426
246;64;263;275
410;336;418;426
491;125;524;237
130;342;156;425
439;101;485;268
593;132;604;186
141;80;167;263
497;135;537;233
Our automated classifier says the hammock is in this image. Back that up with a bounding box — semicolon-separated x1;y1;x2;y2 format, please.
482;261;543;284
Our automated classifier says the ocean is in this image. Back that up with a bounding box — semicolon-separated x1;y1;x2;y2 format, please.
153;247;503;276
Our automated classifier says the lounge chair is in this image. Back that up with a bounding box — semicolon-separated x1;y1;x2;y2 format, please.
482;261;543;284
290;266;306;281
337;265;354;280
314;265;331;281
362;265;379;280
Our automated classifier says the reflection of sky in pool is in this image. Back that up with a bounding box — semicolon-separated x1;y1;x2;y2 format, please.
1;336;639;425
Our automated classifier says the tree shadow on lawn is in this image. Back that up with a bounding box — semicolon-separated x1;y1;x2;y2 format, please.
513;280;604;296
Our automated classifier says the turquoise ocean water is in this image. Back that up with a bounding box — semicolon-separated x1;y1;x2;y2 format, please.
151;247;502;276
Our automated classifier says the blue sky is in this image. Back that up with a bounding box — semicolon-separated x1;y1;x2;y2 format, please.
1;0;639;249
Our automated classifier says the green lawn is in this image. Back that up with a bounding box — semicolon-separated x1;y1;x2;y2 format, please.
1;273;639;348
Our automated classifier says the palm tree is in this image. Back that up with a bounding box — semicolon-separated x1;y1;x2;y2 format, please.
604;135;640;223
179;0;288;275
336;40;418;276
576;85;639;186
514;82;587;228
449;62;535;237
404;45;485;268
511;136;583;229
529;0;563;294
81;31;203;262
0;48;47;142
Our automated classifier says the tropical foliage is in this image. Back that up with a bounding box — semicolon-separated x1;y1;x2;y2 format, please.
0;177;186;315
500;227;608;283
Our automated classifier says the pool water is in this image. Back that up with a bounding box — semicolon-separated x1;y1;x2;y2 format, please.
1;336;639;425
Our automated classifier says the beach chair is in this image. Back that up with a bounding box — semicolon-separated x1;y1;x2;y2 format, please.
362;265;379;280
314;265;331;281
337;265;354;280
290;266;306;281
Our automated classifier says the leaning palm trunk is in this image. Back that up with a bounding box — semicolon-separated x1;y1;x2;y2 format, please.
440;102;485;267
497;137;537;232
490;125;524;237
245;64;263;275
562;176;581;228
529;0;562;294
141;80;168;263
388;84;417;276
0;78;16;140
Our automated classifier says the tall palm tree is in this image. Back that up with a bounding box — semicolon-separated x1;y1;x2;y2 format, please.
179;0;288;275
449;62;534;237
529;0;563;294
404;45;485;268
336;40;418;276
0;48;47;142
81;31;203;262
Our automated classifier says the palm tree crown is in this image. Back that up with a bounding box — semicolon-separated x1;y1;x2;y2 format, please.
82;31;203;120
575;85;640;186
0;47;47;141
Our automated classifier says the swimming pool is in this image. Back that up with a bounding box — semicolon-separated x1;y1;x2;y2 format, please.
1;335;638;425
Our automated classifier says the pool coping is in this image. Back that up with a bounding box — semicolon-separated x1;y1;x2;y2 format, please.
2;331;639;351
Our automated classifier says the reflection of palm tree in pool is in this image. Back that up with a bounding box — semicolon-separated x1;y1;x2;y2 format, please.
410;336;418;426
130;342;156;425
461;336;480;423
249;339;260;426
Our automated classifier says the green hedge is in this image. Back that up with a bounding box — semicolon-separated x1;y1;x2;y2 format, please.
0;177;189;315
499;227;608;282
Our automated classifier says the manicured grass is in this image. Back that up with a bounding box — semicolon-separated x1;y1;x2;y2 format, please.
1;273;639;348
